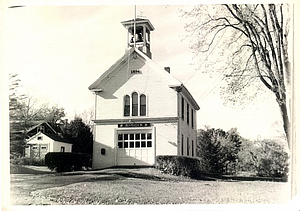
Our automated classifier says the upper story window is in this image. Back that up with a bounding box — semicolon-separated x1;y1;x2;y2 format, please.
181;97;184;120
187;103;190;125
191;109;194;128
132;92;138;116
140;94;146;116
124;92;147;117
124;95;130;116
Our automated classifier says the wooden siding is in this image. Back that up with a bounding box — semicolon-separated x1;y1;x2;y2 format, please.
95;57;178;120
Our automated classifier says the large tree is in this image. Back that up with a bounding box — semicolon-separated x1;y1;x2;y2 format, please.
197;127;242;174
183;4;292;147
62;117;93;156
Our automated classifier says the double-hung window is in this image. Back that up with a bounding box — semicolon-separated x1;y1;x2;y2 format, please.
187;104;190;125
140;94;146;116
124;95;130;116
181;97;184;120
132;92;138;116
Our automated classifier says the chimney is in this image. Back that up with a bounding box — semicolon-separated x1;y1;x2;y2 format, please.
164;67;170;73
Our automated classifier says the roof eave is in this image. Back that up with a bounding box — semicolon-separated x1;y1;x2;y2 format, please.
169;84;200;110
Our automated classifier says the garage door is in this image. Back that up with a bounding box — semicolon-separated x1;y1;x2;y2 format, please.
116;131;154;166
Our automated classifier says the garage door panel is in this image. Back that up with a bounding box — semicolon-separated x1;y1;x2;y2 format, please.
117;130;154;166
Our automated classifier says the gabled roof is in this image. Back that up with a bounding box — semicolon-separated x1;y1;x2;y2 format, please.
26;121;57;134
89;47;200;110
26;131;72;144
89;47;181;91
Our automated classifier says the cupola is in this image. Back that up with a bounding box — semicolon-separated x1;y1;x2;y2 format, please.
121;18;155;59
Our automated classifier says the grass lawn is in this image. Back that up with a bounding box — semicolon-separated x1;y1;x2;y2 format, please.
10;166;291;205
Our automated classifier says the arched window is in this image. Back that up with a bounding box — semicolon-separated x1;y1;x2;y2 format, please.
132;92;138;116
124;95;130;116
140;94;146;116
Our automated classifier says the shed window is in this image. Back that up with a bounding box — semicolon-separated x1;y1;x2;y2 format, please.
132;92;138;116
37;136;43;140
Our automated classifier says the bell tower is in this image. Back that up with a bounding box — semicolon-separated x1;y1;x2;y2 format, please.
121;18;155;59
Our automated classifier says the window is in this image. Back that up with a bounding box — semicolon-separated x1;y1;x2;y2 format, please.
124;95;130;116
140;94;146;116
124;92;147;117
61;146;65;152
187;104;190;125
41;146;47;150
187;138;189;156
181;135;184;155
37;136;43;140
181;97;184;120
132;92;138;116
117;132;152;149
191;109;194;128
192;140;194;157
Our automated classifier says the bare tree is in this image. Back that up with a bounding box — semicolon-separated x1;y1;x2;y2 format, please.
183;4;292;147
76;108;95;131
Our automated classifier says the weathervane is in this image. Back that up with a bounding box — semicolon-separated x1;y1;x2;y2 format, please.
137;11;146;18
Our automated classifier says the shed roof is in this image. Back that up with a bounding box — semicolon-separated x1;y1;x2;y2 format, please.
26;131;72;144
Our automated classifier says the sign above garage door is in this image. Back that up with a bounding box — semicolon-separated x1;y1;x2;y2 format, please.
118;123;151;128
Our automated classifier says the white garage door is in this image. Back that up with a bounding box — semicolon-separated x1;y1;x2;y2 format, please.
116;131;154;166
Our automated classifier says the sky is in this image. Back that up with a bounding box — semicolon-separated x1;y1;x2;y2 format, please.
2;4;286;141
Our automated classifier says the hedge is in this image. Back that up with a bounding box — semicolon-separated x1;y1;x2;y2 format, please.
45;152;92;172
155;155;202;179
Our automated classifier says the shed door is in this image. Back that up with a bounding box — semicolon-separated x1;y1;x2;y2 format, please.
116;131;154;166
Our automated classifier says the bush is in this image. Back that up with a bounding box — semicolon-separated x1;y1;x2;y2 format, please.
10;157;45;166
256;147;289;180
45;152;92;172
155;155;202;178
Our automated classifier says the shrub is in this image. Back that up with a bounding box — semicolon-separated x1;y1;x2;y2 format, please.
256;146;289;180
155;155;202;178
45;152;92;172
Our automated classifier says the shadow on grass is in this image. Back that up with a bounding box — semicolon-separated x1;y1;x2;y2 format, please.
197;172;287;182
10;165;54;175
14;165;286;183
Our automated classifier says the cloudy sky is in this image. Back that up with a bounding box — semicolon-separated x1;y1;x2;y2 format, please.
3;4;285;140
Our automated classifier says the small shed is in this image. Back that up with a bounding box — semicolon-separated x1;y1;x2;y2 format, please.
24;122;72;159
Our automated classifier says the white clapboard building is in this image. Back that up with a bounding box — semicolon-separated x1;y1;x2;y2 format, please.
89;18;200;169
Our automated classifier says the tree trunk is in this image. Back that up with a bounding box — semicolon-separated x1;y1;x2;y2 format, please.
278;101;290;148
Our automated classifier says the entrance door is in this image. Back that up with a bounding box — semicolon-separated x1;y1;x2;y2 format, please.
116;130;154;166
